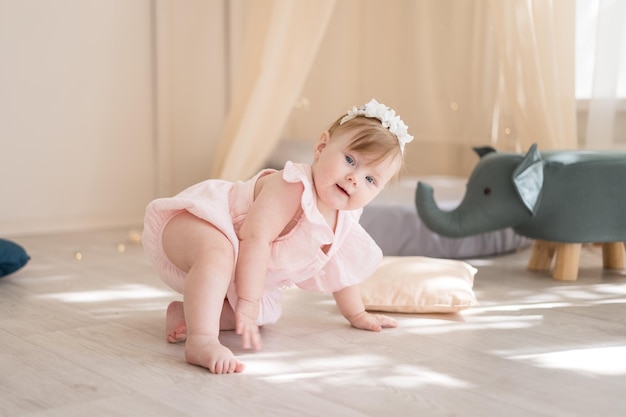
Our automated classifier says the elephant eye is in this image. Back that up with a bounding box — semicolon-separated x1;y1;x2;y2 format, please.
483;187;492;196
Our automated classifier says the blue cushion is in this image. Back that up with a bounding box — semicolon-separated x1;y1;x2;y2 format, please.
0;239;30;277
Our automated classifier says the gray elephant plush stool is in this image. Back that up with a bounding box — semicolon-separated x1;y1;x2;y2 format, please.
416;144;626;281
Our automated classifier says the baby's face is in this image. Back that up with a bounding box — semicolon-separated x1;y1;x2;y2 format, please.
312;130;401;213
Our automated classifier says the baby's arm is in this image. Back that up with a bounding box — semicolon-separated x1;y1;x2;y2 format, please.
235;172;304;350
332;285;398;331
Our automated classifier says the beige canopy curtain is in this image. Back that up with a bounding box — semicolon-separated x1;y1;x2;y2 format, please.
488;0;577;152
211;0;336;181
210;0;576;180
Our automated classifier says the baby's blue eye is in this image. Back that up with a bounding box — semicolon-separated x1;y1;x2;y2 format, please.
366;176;375;184
345;155;355;165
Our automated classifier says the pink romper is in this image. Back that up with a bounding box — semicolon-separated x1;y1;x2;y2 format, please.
142;161;382;325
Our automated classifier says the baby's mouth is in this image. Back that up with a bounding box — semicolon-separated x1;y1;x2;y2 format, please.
336;184;349;197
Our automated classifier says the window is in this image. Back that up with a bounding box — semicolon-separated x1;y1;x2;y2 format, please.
575;0;626;99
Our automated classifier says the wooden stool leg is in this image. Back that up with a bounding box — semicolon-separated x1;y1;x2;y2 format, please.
553;243;581;281
602;242;625;270
527;240;557;272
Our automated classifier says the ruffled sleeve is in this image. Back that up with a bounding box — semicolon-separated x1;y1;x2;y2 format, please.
282;161;333;244
295;210;383;293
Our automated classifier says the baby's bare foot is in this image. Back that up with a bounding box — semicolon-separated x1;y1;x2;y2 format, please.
166;301;187;343
185;335;245;374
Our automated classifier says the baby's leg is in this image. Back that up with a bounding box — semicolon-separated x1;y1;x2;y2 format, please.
162;212;244;374
166;299;236;343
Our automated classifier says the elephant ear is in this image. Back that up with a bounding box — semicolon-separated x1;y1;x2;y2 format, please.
473;146;497;158
512;143;544;215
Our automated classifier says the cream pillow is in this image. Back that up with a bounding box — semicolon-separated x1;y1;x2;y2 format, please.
359;256;479;313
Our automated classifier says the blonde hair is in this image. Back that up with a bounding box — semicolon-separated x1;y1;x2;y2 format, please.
327;115;403;165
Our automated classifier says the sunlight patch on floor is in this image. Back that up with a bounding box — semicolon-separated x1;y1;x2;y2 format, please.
511;346;626;376
589;283;626;296
86;303;170;319
35;284;172;302
544;283;626;298
397;314;543;335
467;302;573;313
243;352;387;376
552;287;621;301
378;364;471;389
474;283;626;309
13;270;79;280
593;298;626;305
246;352;472;389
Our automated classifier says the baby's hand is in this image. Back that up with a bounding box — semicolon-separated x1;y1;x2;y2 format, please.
348;311;398;332
235;298;262;350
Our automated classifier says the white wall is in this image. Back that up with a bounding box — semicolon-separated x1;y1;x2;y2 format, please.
155;0;226;196
0;0;227;236
0;0;154;236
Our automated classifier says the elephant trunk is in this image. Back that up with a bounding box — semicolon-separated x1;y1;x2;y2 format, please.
415;181;483;238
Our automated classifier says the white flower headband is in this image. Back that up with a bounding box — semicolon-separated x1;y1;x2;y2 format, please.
340;98;414;154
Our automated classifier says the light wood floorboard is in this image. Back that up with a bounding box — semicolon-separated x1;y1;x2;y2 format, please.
1;229;626;416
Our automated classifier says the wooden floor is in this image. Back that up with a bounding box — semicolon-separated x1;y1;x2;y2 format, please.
1;228;626;416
